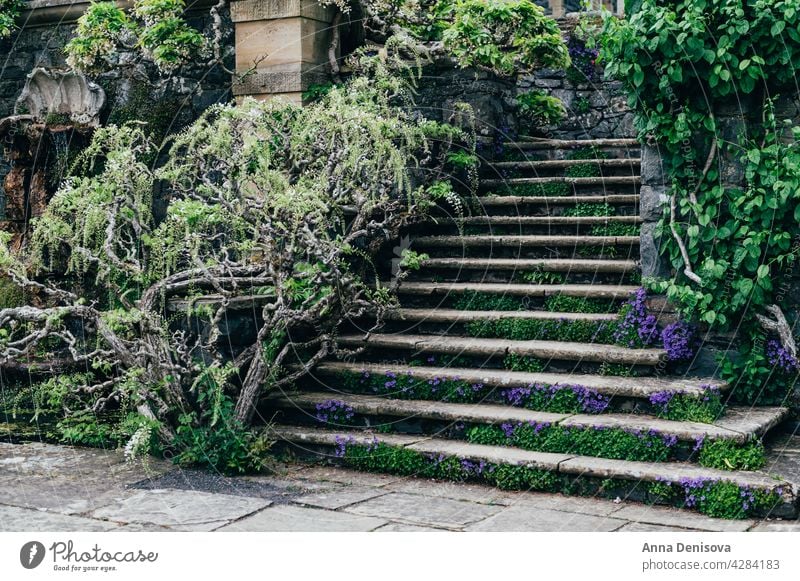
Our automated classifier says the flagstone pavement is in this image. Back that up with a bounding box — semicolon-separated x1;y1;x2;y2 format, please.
1;440;799;532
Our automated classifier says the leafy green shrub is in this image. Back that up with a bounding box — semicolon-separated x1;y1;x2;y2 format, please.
0;0;23;38
172;374;272;475
602;0;800;404
442;0;569;76
516;90;565;125
0;277;24;309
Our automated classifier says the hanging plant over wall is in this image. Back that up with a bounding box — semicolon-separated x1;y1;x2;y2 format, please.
600;0;800;404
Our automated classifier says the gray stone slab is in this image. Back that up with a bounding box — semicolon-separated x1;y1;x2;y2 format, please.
407;438;572;472
91;489;271;529
292;465;405;487
611;505;754;532
507;492;623;517
467;506;627;532
384;479;514;506
0;505;118;532
375;522;446;532
714;407;789;438
277;391;569;426
218;505;387;531
750;520;800;532
562;413;742;443
617;522;696;532
293;486;388;510
345;492;501;529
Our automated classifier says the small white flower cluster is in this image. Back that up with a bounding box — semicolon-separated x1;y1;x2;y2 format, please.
317;0;353;13
124;423;153;464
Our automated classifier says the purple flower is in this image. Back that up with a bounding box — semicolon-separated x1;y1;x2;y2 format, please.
315;400;355;425
614;288;659;348
661;321;698;361
766;339;799;374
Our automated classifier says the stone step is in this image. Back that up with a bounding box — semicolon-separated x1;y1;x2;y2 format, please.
337;333;667;365
272;426;796;512
413;235;640;248
461;215;642;225
390;281;639;299
385;308;618;323
270;391;788;445
473;194;639;206
489;158;641;171
310;361;728;399
481;175;641;189
419;258;638;273
509;138;641;150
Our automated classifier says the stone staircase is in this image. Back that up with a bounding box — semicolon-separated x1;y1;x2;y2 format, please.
265;137;798;519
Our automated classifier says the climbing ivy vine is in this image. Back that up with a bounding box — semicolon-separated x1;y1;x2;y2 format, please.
601;0;800;403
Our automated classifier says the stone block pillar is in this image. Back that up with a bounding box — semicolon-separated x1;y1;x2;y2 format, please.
230;0;337;105
639;141;671;279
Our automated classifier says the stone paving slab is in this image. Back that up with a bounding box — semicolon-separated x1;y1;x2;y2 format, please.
383;479;514;507
617;522;696;532
610;505;754;532
750;521;800;532
217;505;387;532
91;489;271;530
290;465;404;487
375;522;446;532
504;493;624;517
0;505;119;532
467;506;627;532
345;492;502;529
293;485;389;510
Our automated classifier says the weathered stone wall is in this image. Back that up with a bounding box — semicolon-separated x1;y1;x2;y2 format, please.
518;69;636;141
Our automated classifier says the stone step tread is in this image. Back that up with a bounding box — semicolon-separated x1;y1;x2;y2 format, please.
474;194;639;205
385;308;618;323
272;390;788;444
337;333;667;365
460;215;643;225
419;258;638;272
391;281;639;298
489;158;642;170
482;176;641;187
413;235;640;246
510;138;641;150
272;426;793;493
311;361;728;398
